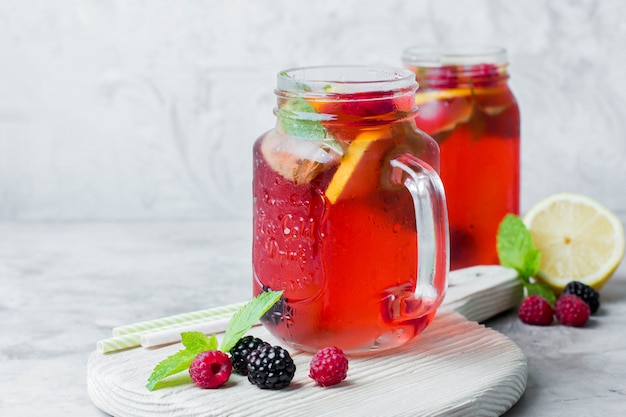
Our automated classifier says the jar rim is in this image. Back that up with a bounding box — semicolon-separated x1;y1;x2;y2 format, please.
276;65;417;95
402;45;507;67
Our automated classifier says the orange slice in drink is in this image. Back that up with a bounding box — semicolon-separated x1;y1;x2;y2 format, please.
325;128;389;204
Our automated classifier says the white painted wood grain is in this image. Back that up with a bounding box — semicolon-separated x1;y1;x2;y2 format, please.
87;266;526;417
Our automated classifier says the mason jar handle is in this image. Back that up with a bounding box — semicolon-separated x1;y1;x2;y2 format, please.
389;154;449;316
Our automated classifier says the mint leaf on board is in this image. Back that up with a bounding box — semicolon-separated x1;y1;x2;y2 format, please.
181;331;218;354
497;214;555;302
146;291;283;391
220;291;283;352
497;214;541;280
146;333;217;390
146;349;197;391
521;247;542;280
526;282;556;306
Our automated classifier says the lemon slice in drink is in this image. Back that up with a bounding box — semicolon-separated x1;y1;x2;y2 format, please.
414;86;497;105
325;129;387;204
414;88;473;106
523;193;625;292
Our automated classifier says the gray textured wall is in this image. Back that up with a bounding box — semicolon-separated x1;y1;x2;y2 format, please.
1;0;625;220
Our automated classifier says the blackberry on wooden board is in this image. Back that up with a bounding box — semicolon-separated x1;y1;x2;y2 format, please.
247;345;296;390
229;336;270;375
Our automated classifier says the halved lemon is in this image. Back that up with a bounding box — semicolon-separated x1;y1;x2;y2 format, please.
523;193;625;292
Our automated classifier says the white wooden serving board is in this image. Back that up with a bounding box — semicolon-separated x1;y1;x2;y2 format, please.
88;266;526;417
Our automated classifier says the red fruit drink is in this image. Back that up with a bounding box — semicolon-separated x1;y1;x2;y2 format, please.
253;67;449;353
403;46;520;270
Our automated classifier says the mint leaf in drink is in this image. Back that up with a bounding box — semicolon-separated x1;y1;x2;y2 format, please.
278;98;328;140
146;349;197;391
279;71;312;92
181;331;218;354
220;291;283;352
276;74;343;152
497;214;541;280
322;137;345;155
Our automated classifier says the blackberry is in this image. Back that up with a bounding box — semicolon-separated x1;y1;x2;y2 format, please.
247;345;296;389
229;336;270;375
261;286;294;328
562;281;600;314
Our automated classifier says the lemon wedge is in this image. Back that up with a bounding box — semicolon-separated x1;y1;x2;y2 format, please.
414;88;473;106
523;193;625;292
414;87;499;106
325;129;386;204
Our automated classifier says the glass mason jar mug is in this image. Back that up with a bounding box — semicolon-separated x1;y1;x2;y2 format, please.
252;66;449;353
403;46;520;271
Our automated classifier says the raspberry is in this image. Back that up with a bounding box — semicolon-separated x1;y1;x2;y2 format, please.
309;346;349;387
189;350;232;389
517;295;554;326
229;336;270;375
562;281;600;314
247;345;296;389
554;294;591;327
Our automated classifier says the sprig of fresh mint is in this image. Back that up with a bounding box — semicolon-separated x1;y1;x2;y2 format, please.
279;71;312;92
277;98;344;157
497;214;556;305
220;291;282;352
146;291;283;391
277;72;341;152
277;98;328;140
146;332;217;391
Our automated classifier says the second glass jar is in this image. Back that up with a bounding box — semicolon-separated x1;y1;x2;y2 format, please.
403;45;520;270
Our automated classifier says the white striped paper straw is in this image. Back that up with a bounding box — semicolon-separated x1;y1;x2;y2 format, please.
140;318;259;348
97;301;247;353
97;333;143;354
111;310;236;340
96;316;253;353
97;315;229;353
111;301;246;336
